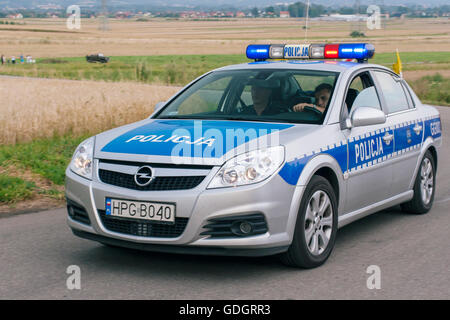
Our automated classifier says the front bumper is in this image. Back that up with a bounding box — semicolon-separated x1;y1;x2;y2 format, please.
65;165;301;256
72;229;289;257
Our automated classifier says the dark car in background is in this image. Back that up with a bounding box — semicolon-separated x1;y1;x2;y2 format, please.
86;53;109;63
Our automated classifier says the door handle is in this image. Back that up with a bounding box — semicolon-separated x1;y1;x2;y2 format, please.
413;124;423;135
383;132;393;145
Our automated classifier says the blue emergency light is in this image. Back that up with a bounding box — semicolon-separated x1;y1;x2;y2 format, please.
246;43;375;62
246;45;271;61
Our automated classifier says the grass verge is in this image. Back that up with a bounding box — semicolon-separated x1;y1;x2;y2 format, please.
0;174;36;203
409;73;450;106
0;135;88;205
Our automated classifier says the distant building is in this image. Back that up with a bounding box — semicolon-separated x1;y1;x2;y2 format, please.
280;11;290;18
115;11;132;19
7;13;23;19
236;11;245;18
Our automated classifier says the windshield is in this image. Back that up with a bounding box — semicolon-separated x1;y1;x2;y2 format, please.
155;69;339;124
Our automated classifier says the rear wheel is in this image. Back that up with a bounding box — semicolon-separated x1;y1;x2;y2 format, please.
401;150;436;214
280;175;338;268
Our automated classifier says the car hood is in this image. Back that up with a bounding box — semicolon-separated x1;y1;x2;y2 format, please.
94;119;320;165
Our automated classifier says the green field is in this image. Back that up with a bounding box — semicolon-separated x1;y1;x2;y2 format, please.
0;54;247;85
0;52;448;84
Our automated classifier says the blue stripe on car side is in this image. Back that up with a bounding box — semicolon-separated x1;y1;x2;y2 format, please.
278;143;347;185
278;115;441;186
394;121;423;153
424;117;442;140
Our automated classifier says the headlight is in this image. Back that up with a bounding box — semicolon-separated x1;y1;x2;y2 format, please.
70;137;95;180
207;146;285;189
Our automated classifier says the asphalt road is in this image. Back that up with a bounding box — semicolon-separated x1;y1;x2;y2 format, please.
1;107;449;300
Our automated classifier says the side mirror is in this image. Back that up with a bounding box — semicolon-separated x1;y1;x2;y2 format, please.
149;101;166;118
346;107;386;128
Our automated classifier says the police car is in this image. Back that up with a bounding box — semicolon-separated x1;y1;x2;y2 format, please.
66;43;442;268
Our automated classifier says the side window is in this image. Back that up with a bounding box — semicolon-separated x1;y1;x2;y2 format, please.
401;81;415;108
345;73;381;114
373;71;409;113
351;87;381;111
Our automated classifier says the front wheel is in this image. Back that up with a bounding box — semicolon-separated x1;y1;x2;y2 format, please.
280;175;338;268
401;150;436;214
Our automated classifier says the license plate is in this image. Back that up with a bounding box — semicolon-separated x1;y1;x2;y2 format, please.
105;198;175;223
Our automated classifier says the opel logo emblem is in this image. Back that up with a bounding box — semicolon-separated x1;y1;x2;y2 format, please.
134;166;154;187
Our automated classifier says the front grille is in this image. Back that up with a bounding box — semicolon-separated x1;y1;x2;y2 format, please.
98;210;188;238
201;214;268;239
98;169;205;191
67;199;91;225
99;159;214;170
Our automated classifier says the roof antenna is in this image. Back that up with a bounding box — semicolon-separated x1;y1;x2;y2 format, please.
304;0;310;43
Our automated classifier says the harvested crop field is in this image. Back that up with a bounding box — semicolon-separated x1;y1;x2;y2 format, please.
0;77;179;145
0;18;448;58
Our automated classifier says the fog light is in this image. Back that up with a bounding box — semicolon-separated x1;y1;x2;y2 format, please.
239;221;253;234
68;206;75;218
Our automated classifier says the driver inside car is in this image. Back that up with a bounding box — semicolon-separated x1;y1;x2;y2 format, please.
292;83;332;114
240;75;281;116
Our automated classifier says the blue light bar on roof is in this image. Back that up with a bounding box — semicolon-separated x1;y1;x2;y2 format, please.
338;43;375;60
246;43;375;62
246;44;270;60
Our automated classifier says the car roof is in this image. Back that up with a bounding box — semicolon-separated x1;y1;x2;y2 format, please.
213;60;390;74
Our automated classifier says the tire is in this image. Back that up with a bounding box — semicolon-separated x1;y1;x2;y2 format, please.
280;175;338;268
401;150;436;214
